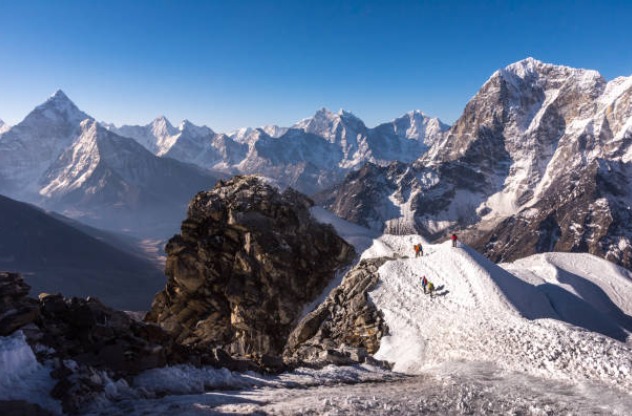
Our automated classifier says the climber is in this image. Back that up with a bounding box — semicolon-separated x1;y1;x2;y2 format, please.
427;281;435;298
451;233;458;248
421;275;429;294
414;244;420;257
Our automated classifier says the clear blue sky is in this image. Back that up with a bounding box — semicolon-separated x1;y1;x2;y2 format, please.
1;0;631;132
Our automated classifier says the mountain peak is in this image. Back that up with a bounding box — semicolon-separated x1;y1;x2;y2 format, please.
50;89;70;101
406;109;426;118
500;57;602;83
178;119;214;136
24;90;91;125
152;115;171;125
337;108;360;120
314;107;336;118
500;57;546;79
44;89;79;110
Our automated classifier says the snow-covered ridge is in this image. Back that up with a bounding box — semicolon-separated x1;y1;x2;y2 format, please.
354;233;632;391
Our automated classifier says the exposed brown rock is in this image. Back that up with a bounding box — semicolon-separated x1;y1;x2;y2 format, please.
146;175;355;360
285;258;390;368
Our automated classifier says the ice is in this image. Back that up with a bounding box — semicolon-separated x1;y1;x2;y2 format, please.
0;331;61;413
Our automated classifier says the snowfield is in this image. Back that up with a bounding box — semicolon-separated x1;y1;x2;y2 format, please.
365;235;632;389
2;224;632;414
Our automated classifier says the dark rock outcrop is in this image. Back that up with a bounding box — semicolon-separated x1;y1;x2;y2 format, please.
0;272;39;336
0;272;199;414
284;258;390;367
146;176;355;361
0;400;54;416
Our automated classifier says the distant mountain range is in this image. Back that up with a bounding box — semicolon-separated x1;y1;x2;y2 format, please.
2;57;631;272
0;90;448;237
106;107;448;195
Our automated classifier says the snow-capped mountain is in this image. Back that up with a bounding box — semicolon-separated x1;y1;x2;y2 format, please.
114;108;447;195
0;118;10;133
322;58;632;269
0;91;220;237
292;108;447;168
108;116;183;155
0;90;91;196
229;125;288;142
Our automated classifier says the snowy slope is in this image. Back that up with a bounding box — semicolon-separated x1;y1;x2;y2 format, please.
359;235;632;391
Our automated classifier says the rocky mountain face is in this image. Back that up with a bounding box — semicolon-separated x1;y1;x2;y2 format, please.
114;108;448;195
0;91;221;238
323;58;632;269
285;257;389;367
0;194;164;310
146;176;356;363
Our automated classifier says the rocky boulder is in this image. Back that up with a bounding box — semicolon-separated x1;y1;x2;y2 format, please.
0;272;264;413
146;175;355;361
0;272;39;336
284;258;389;367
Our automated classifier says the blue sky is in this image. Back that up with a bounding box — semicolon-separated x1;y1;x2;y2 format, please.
1;0;631;132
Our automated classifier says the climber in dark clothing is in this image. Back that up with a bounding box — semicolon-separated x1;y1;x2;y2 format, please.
421;275;428;293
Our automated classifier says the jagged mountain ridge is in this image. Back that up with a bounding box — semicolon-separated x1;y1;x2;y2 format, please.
322;58;632;269
111;108;448;195
0;91;221;237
